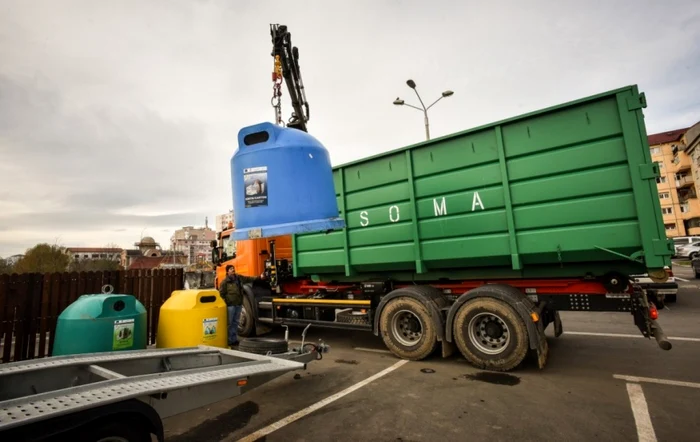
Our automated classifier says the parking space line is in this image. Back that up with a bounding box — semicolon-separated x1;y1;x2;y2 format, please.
564;331;700;343
675;276;689;282
614;374;700;389
625;383;657;442
233;359;409;442
353;347;393;354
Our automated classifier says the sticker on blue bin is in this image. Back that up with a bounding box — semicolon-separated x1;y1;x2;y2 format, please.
203;317;218;340
243;166;268;208
113;318;134;350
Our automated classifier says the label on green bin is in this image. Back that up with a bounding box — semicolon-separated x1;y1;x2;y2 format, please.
203;317;218;341
113;318;134;350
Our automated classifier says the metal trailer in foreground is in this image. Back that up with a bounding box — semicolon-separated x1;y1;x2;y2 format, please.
0;329;329;442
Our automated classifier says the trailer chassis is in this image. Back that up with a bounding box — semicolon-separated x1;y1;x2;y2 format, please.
0;328;329;442
242;277;671;372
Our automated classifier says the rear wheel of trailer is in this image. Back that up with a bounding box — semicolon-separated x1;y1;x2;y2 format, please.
451;296;530;371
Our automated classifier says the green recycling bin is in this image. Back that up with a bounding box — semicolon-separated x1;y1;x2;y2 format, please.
52;285;147;356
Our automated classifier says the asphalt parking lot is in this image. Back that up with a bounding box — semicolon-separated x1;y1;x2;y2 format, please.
163;265;700;442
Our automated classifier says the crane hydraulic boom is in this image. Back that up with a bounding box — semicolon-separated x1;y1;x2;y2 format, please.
270;24;310;132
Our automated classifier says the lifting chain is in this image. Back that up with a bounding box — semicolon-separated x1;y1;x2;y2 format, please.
271;55;283;126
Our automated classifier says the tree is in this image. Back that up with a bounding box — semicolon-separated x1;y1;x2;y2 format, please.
0;257;13;274
13;244;70;274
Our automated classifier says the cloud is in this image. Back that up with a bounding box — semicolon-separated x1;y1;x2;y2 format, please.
0;0;699;256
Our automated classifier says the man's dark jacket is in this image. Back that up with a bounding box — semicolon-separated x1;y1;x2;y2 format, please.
219;274;257;306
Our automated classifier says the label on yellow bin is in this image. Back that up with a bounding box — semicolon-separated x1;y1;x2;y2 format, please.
202;317;218;341
113;318;134;350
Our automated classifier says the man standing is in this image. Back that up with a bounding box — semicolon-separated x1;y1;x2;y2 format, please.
218;265;260;347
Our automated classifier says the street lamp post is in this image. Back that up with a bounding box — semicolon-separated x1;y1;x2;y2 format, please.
393;79;453;141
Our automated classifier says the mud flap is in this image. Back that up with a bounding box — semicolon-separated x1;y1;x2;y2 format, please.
441;339;456;358
532;320;549;370
553;310;563;338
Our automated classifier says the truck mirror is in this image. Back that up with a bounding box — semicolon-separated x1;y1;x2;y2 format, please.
211;248;219;265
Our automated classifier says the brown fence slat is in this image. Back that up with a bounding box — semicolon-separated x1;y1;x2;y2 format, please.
48;272;67;356
0;274;11;363
77;271;88;300
70;271;81;305
150;269;163;345
26;273;43;360
144;270;152;346
2;274;18;362
14;274;31;361
90;270;102;294
124;270;133;300
38;273;52;358
83;271;92;296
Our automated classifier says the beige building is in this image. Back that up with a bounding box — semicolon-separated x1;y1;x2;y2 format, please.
215;210;234;233
66;247;123;262
649;122;700;237
171;220;217;265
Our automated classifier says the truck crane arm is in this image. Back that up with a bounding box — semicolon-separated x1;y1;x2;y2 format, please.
270;24;310;132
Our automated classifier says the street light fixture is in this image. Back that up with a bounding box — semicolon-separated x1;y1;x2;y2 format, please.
393;78;454;140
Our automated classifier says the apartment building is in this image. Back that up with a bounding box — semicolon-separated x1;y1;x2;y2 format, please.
215;210;234;233
649;123;700;237
171;221;217;265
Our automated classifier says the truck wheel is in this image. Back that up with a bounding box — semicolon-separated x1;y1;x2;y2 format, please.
239;337;288;355
71;418;153;442
238;297;256;337
452;297;529;372
379;297;437;360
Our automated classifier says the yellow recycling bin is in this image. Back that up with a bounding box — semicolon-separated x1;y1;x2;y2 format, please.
156;289;228;349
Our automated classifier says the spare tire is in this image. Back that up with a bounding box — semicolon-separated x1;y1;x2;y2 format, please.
337;309;370;325
238;337;288;355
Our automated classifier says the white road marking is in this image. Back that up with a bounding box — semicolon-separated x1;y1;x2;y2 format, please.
614;374;700;389
564;331;700;342
674;276;689;282
354;346;393;354
625;382;657;442
234;359;409;442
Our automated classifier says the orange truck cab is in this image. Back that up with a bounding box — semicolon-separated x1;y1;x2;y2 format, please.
211;227;293;290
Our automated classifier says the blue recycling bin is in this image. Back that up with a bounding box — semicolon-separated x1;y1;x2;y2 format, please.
231;122;346;240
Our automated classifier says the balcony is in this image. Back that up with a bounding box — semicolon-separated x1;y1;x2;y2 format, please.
678;186;698;203
671;153;692;172
680;198;700;220
675;175;695;188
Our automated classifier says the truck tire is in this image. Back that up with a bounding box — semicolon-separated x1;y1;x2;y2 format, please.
452;297;529;372
379;296;438;360
337;309;370;325
238;337;288;355
238;296;256;337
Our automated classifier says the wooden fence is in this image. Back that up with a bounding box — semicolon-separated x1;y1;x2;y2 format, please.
0;269;184;363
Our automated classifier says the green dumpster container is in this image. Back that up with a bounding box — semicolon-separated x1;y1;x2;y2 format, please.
52;286;147;356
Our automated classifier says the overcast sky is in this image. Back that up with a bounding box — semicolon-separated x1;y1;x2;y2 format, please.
1;0;699;257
